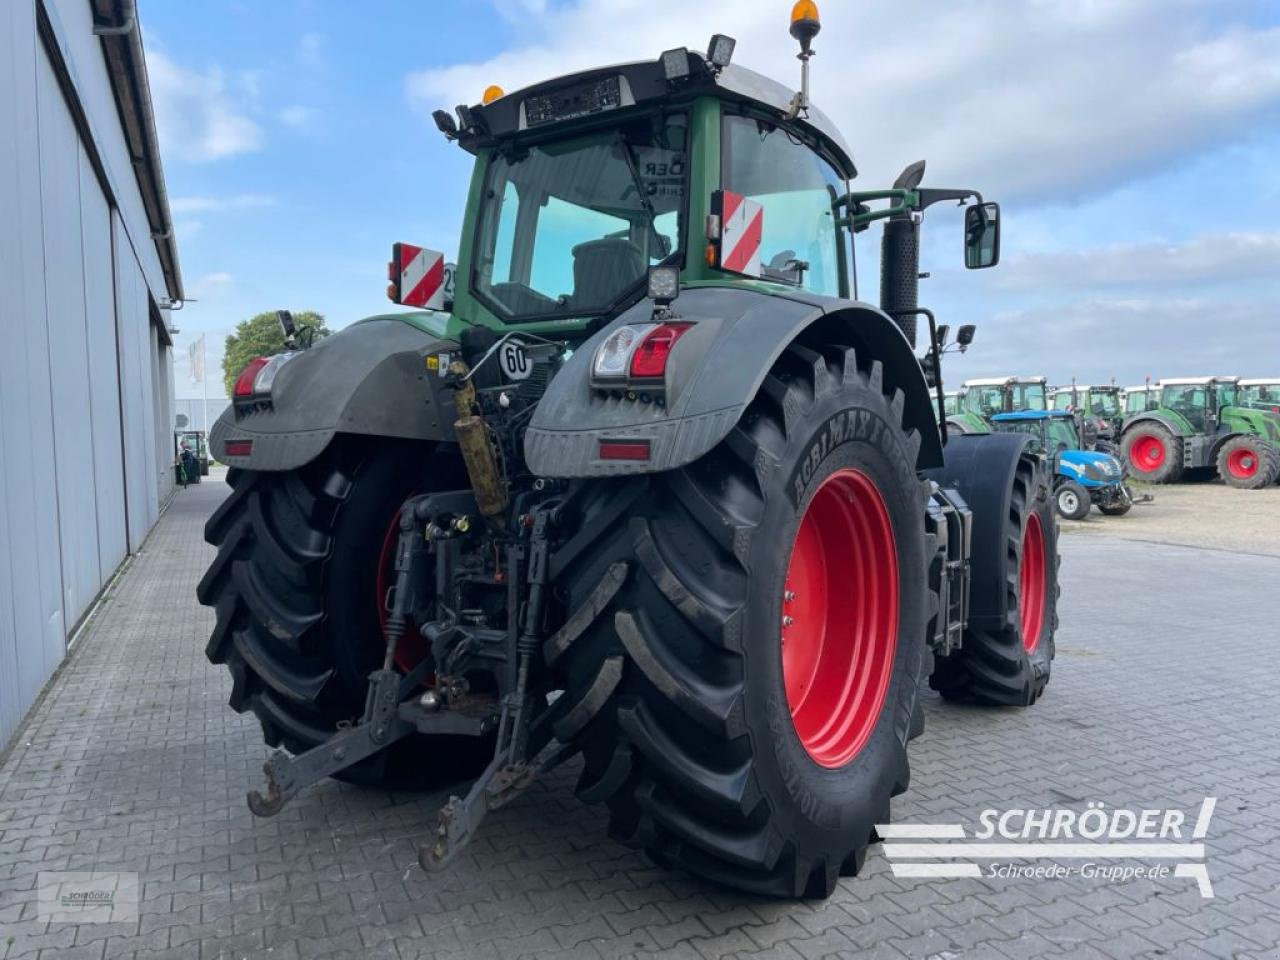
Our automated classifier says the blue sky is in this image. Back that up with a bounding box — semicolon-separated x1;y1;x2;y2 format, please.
147;0;1280;398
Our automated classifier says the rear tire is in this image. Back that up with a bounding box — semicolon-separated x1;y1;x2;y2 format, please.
1216;436;1280;489
197;439;489;788
1054;479;1091;520
930;452;1057;706
544;343;932;897
1122;425;1183;484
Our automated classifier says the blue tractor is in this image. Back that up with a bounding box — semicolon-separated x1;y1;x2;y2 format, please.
991;411;1136;519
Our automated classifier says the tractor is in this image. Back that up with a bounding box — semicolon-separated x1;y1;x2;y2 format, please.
1049;383;1123;445
946;375;1049;435
1121;376;1280;488
1122;383;1156;417
198;4;1060;898
1239;379;1280;415
991;411;1137;519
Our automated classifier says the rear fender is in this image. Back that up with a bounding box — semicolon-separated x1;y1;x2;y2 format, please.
210;318;459;471
524;286;942;477
924;433;1041;631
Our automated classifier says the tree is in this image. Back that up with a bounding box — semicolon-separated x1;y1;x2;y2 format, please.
221;311;331;395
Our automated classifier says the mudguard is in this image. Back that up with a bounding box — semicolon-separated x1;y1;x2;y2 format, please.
209;319;458;471
924;432;1040;631
1120;411;1189;438
524;286;941;477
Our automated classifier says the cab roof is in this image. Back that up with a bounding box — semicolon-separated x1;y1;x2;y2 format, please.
1123;384;1152;392
460;52;857;179
1239;378;1280;386
1160;376;1239;386
963;376;1047;387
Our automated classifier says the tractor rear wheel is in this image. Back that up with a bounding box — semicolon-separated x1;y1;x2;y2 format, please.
1216;436;1280;489
1054;479;1091;520
543;343;932;897
1121;425;1183;484
198;439;490;788
930;451;1057;706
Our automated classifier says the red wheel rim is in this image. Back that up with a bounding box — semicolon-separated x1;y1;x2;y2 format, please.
1226;447;1258;478
1019;512;1047;653
1129;435;1165;473
376;510;430;676
781;468;898;769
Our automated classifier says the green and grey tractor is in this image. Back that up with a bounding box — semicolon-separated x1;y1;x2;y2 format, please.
1239;379;1280;415
1122;383;1156;417
1121;376;1280;488
946;375;1049;435
198;5;1060;898
1049;383;1123;446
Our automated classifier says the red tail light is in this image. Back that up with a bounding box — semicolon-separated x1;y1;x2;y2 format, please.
629;322;693;379
225;440;253;457
233;357;269;398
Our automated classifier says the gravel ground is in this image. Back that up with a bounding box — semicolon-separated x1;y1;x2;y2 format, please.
1058;478;1280;557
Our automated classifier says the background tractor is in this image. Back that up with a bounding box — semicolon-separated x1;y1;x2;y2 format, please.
198;5;1060;899
1120;376;1280;488
1049;383;1123;446
991;411;1136;519
1239;378;1280;414
946;375;1048;434
1123;383;1156;417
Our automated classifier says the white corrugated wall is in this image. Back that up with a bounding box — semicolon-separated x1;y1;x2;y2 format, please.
0;0;177;749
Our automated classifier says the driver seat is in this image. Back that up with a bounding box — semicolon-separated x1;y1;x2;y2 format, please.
571;238;644;310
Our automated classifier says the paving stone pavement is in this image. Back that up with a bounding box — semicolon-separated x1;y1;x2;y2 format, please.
2;475;1278;960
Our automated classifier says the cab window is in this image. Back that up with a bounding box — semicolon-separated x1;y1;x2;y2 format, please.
721;113;844;296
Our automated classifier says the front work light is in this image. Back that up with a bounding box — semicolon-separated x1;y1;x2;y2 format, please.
660;47;691;81
707;34;736;70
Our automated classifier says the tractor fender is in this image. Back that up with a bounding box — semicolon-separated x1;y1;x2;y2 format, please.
1121;412;1187;438
209;318;458;471
524;286;941;477
923;432;1040;631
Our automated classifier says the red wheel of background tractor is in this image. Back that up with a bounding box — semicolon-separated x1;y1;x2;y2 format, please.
1121;424;1183;484
1216;435;1280;489
1129;435;1164;472
781;469;898;769
1019;511;1046;653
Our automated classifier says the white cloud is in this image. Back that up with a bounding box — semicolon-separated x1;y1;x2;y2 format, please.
278;105;322;131
188;272;235;300
146;47;262;162
170;194;277;214
407;0;1280;202
997;232;1280;290
947;296;1279;385
298;32;327;70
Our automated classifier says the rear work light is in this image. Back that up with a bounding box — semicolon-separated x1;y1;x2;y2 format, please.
233;357;269;398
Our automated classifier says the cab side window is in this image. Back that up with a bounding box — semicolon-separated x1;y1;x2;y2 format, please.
721;114;844;297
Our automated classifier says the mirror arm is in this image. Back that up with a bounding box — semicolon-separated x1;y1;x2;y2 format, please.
916;187;983;211
890;306;948;447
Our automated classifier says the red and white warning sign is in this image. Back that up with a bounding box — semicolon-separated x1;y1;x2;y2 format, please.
392;242;446;309
713;190;763;277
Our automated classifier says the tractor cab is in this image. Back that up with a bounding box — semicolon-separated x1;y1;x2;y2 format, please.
943;390;959;416
947;376;1047;434
1050;384;1122;441
1157;376;1237;432
1239;379;1280;414
1123;384;1155;416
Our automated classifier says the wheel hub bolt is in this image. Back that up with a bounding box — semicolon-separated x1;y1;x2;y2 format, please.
420;690;442;711
784;591;796;602
782;615;795;627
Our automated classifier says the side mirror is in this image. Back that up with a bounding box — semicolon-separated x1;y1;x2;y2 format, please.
956;324;976;347
275;310;296;339
935;324;950;347
964;202;1000;269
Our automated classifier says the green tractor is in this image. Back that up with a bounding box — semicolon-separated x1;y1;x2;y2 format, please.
1120;376;1280;488
946;375;1049;435
1239;378;1280;414
198;6;1061;898
1122;383;1156;417
1048;383;1123;446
